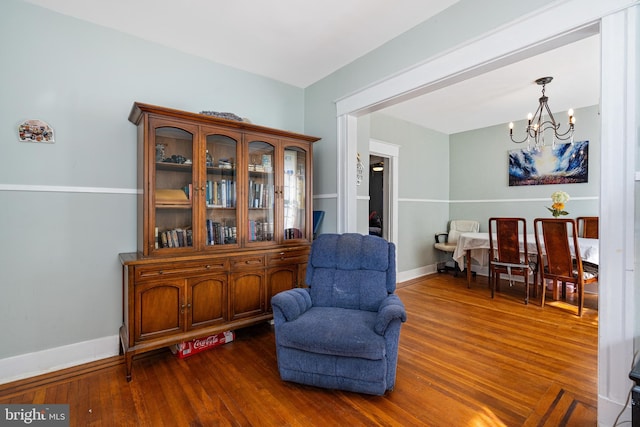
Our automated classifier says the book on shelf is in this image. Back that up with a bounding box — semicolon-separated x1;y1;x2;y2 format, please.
220;180;227;208
206;181;212;205
248;180;274;209
206;219;237;245
205;179;236;208
182;184;193;200
248;219;274;242
156;188;189;202
157;227;193;248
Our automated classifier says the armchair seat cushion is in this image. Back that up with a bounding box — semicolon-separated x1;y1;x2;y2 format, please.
277;307;384;360
434;242;457;253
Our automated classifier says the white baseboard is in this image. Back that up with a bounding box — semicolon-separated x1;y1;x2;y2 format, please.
398;264;489;284
397;265;437;283
599;394;631;426
0;335;120;385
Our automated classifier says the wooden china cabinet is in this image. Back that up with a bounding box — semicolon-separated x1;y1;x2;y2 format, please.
119;102;319;380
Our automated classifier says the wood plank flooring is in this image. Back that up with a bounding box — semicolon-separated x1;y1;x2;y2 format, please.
0;273;598;426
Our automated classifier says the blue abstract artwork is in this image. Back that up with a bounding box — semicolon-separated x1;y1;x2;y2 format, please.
508;140;589;186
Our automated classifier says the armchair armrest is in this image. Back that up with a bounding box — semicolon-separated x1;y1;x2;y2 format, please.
434;232;448;244
271;288;312;322
374;294;407;335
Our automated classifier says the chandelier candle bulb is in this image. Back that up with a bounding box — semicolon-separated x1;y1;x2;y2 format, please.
568;109;574;127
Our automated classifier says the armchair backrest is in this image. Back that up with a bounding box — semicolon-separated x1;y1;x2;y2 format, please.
448;220;480;244
305;233;396;312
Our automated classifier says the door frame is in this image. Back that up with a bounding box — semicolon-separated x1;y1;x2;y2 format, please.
335;1;638;423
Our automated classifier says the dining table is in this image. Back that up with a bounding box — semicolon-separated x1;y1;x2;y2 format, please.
452;232;600;288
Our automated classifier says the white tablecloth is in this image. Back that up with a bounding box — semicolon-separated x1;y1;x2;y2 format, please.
452;232;599;269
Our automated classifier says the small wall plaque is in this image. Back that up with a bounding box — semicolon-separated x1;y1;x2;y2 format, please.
356;153;364;186
18;119;55;143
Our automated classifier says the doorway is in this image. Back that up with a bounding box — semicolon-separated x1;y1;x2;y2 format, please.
368;154;386;239
368;139;399;245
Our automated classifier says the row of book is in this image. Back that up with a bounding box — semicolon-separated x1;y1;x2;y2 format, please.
155;225;304;247
248;180;274;209
248;220;274;242
182;180;237;208
155;221;237;248
206;219;237;245
155;227;193;249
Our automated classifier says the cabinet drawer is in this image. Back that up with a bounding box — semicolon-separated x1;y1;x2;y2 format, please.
267;250;309;266
230;255;265;270
136;259;228;280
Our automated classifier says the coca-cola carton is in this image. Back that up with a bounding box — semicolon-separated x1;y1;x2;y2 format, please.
170;331;235;359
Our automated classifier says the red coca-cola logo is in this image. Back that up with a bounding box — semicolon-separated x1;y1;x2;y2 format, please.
193;335;220;349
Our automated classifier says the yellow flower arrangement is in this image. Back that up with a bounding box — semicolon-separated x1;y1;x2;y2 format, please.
547;191;570;217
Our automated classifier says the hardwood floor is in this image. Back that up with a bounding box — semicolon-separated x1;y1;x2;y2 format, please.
0;273;598;426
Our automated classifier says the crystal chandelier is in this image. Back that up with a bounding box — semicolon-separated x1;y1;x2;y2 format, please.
509;77;575;151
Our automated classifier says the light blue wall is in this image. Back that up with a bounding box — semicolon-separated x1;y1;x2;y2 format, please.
0;0;305;360
364;106;599;274
449;105;600;229
304;0;556;237
0;0;632;385
368;113;450;272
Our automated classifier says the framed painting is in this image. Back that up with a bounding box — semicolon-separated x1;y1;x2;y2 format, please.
508;140;589;186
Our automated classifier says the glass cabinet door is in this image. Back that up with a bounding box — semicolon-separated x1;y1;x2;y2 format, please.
204;131;239;247
153;124;195;251
247;140;275;243
283;146;308;240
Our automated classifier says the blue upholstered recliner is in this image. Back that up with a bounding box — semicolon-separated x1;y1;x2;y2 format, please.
271;233;407;395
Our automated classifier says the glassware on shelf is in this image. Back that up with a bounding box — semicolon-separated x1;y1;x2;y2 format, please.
155;143;166;162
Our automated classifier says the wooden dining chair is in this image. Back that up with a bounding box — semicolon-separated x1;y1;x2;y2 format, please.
488;217;537;305
576;216;599;238
533;218;598;317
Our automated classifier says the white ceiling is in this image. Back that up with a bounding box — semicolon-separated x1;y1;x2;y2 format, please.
380;35;601;134
22;0;600;134
22;0;459;88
